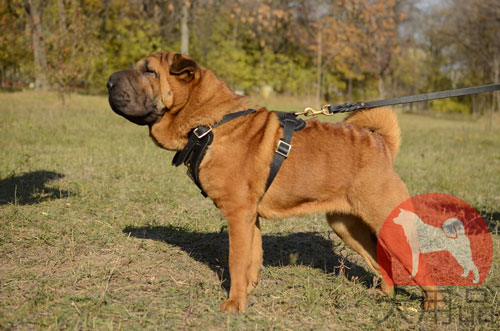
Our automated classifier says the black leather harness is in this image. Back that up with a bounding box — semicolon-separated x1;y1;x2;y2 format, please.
172;109;305;197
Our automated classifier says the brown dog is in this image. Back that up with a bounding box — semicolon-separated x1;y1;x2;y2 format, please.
107;51;443;312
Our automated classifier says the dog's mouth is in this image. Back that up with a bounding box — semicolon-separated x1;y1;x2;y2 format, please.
107;70;160;126
108;97;159;126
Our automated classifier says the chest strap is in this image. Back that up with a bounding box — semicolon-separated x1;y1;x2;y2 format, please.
172;109;257;197
265;111;305;190
172;110;305;197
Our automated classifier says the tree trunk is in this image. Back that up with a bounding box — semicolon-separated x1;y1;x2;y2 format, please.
316;29;322;108
23;0;48;91
57;0;66;32
347;77;352;101
377;72;385;98
472;95;478;115
181;1;189;55
492;53;499;112
57;0;66;102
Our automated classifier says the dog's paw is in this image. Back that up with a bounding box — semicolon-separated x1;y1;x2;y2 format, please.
423;297;445;310
246;271;261;294
246;280;259;295
379;281;394;296
221;298;246;313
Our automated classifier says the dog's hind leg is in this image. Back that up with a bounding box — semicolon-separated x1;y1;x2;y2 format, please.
326;213;394;296
358;179;444;310
246;217;263;294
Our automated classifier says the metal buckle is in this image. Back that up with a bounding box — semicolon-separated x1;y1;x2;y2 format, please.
294;105;334;117
276;140;291;157
193;125;212;139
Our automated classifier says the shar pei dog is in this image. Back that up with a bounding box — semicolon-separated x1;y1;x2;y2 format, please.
107;51;443;313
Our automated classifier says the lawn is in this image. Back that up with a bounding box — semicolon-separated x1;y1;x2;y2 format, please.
0;91;499;329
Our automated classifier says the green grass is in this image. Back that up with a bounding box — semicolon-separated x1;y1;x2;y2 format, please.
0;91;499;329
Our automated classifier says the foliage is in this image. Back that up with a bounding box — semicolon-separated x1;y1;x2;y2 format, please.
44;1;101;100
0;0;498;112
430;98;471;114
0;0;32;85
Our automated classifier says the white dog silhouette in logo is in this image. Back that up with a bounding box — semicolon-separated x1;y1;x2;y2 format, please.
393;209;479;283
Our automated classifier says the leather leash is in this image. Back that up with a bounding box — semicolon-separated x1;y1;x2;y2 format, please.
295;83;500;117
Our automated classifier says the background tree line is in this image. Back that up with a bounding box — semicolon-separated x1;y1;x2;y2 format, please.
0;0;498;113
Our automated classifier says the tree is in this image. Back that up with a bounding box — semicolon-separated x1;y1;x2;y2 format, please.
291;1;350;106
180;1;190;55
444;0;500;112
45;0;101;102
23;0;49;90
0;0;495;115
354;0;406;98
419;0;500;114
0;0;31;88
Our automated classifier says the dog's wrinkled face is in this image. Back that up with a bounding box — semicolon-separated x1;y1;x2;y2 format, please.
107;51;200;126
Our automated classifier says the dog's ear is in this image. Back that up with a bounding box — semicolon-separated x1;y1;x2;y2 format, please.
170;54;200;83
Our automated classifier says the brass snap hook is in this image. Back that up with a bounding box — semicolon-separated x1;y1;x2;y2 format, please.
294;105;334;117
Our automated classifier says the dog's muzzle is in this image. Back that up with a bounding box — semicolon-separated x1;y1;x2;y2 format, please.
107;70;159;126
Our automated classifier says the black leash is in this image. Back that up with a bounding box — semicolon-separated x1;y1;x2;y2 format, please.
295;83;500;117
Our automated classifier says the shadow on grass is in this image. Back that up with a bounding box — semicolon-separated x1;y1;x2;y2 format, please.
123;224;376;292
0;170;70;205
480;210;500;235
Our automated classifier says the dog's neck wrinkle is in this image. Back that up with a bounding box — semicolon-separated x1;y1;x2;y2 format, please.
150;69;247;151
193;70;247;118
181;71;247;126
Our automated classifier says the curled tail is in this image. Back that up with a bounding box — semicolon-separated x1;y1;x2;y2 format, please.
344;107;401;159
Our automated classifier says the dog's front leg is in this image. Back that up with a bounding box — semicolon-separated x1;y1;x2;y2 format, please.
220;208;258;313
246;218;263;295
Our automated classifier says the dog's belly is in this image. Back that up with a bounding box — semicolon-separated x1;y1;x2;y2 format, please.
257;193;351;219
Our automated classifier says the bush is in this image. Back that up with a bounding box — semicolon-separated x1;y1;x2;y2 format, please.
430;98;471;114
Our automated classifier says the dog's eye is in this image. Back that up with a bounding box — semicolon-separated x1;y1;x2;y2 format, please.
144;69;158;78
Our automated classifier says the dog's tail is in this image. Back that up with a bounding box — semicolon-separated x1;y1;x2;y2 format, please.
344;107;401;159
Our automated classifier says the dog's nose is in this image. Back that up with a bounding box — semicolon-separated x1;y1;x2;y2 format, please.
107;71;123;91
107;74;119;91
106;79;114;90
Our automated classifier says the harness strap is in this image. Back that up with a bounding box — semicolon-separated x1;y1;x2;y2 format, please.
172;126;211;167
172;109;305;197
264;112;305;191
172;109;257;196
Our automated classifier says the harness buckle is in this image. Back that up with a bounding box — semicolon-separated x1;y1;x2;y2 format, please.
276;140;291;158
193;125;212;139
